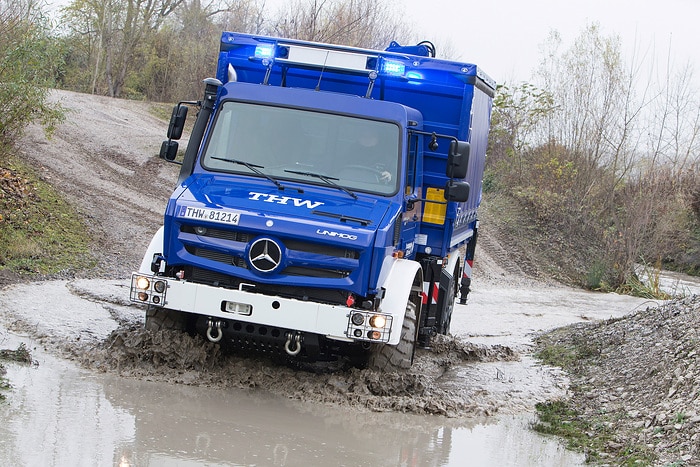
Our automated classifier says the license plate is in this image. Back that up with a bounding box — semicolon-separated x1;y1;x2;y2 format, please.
224;301;252;315
179;206;241;225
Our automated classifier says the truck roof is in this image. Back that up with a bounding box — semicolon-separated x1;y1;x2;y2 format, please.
217;32;495;104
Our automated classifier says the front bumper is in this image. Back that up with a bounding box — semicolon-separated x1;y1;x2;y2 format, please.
130;273;395;344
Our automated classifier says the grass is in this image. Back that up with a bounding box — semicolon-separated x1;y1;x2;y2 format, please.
534;398;657;466
534;399;612;463
534;334;601;374
534;336;658;466
0;155;95;277
0;343;34;402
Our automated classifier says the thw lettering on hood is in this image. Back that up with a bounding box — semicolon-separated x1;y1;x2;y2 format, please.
249;192;324;209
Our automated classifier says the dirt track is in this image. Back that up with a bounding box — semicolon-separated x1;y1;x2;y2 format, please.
20;90;180;279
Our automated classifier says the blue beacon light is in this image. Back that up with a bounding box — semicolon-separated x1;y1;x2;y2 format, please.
254;45;275;59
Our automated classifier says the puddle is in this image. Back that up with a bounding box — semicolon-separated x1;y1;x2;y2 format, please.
0;331;582;466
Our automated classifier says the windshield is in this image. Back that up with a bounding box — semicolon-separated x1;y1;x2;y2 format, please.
201;101;400;195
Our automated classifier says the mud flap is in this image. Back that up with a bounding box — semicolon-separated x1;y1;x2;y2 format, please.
436;268;456;335
417;259;457;345
460;225;478;304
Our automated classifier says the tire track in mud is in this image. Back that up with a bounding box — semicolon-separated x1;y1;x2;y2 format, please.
20;90;178;278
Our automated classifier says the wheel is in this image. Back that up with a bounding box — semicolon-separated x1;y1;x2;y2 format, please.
145;306;189;332
366;300;419;371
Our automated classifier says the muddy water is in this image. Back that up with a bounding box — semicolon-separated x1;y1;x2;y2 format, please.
1;332;578;466
0;277;670;466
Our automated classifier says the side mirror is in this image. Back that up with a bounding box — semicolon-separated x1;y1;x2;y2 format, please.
160;140;179;162
444;180;470;202
446;140;470;179
167;104;188;140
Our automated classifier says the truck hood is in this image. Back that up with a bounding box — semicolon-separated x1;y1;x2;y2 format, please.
173;175;393;240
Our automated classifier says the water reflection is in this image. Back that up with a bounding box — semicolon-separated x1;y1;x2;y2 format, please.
0;336;583;467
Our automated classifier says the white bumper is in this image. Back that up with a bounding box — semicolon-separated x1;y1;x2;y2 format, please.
130;274;397;344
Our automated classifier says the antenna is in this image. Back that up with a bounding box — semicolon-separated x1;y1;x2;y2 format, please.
315;51;330;91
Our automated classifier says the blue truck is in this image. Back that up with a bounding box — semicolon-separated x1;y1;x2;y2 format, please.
130;31;495;370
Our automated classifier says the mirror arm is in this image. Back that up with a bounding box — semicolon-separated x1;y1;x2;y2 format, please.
406;197;446;211
407;129;457;145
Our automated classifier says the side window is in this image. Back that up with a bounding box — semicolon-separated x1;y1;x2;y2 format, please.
405;133;419;198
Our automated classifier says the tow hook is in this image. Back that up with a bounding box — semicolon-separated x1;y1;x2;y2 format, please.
284;332;302;356
206;318;223;343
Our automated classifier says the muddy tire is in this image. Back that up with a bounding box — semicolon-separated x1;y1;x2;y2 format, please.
145;306;188;332
366;300;418;371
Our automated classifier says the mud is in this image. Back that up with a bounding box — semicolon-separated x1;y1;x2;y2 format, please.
1;277;655;419
1;279;525;419
0;277;597;466
0;327;580;466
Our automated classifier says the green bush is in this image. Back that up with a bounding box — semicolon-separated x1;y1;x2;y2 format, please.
0;0;65;152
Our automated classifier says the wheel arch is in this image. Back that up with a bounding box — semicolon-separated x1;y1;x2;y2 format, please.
376;258;423;346
137;226;165;274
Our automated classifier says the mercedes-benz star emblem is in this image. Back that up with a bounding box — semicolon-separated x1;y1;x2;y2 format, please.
248;238;282;272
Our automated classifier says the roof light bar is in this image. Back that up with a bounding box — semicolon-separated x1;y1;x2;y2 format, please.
278;44;374;74
252;41;412;79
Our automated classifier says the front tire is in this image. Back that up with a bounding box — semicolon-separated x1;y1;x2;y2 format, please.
366;300;419;371
145;306;190;332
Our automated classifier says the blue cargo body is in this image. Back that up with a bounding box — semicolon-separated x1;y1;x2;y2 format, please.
130;31;495;370
216;32;494;257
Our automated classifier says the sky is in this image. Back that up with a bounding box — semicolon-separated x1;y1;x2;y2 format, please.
398;0;700;86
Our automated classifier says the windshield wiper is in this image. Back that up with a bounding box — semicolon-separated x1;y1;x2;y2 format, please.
284;170;358;200
211;157;286;191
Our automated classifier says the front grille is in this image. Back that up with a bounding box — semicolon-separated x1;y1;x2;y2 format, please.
284;266;349;278
190;267;236;287
191;247;241;265
181;224;359;279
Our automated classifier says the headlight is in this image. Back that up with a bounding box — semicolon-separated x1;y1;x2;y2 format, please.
351;313;365;326
368;330;382;340
135;276;150;290
369;315;387;329
131;273;168;307
346;312;393;343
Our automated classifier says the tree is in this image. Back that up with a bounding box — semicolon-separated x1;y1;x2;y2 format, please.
492;23;700;288
0;0;64;152
268;0;411;50
61;0;184;97
488;82;554;186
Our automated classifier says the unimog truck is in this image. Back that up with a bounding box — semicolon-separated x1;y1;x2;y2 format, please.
130;32;495;370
